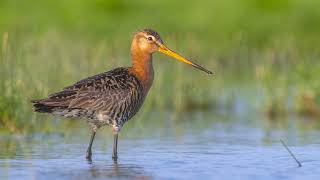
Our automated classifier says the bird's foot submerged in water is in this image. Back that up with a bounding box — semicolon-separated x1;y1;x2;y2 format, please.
112;154;118;161
86;150;92;161
112;154;118;162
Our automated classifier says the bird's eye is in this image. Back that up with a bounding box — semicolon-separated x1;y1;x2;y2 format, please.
147;36;153;41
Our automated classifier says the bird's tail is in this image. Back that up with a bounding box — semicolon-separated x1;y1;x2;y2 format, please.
31;99;58;113
31;90;77;113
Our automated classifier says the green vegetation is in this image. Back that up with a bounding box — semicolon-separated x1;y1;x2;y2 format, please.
1;0;320;133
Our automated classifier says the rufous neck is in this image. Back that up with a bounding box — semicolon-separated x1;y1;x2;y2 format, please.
130;43;154;92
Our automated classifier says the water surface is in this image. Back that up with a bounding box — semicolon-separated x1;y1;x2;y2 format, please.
1;111;320;180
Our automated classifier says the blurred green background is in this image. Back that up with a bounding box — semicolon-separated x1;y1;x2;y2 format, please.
1;0;320;133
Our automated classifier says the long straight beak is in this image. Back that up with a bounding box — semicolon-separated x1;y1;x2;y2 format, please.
158;44;212;74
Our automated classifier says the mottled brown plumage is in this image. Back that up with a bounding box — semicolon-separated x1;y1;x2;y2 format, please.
32;29;212;161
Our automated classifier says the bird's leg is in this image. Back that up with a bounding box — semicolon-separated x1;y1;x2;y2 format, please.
86;130;96;160
112;133;118;161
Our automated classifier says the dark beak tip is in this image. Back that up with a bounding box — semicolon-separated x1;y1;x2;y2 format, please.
206;70;213;75
199;67;213;75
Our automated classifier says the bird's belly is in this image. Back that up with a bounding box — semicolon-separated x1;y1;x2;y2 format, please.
89;95;146;131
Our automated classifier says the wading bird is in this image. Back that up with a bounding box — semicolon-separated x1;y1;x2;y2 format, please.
32;29;212;161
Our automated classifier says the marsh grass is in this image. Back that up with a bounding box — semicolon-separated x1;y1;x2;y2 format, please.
1;0;320;133
1;30;319;133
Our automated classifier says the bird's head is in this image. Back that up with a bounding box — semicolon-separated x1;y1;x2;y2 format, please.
132;29;212;74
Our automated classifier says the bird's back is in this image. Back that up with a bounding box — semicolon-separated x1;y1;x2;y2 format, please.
32;67;145;130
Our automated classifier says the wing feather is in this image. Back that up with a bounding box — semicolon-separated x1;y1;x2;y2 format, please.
32;67;136;114
62;68;133;111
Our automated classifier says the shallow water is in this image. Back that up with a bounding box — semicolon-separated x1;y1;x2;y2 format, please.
1;111;320;180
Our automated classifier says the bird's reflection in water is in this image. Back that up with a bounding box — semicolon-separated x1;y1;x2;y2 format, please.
88;160;152;180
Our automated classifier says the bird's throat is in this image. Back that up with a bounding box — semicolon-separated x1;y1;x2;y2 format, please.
131;50;154;93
